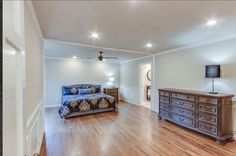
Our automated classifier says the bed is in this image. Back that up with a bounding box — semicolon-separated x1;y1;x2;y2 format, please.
59;84;118;118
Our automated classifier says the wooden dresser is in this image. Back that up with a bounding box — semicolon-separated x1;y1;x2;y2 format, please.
159;88;234;144
103;88;119;103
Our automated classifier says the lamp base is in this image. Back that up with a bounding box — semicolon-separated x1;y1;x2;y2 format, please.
209;92;218;94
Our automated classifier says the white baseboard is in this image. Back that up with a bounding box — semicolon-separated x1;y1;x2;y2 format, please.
152;109;159;113
45;104;61;108
36;132;44;153
233;131;236;140
26;99;43;129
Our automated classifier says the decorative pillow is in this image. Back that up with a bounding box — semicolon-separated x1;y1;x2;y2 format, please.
92;85;101;93
70;87;78;95
90;87;96;94
78;88;91;94
63;87;72;95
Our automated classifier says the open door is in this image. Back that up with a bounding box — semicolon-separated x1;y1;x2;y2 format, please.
139;63;151;108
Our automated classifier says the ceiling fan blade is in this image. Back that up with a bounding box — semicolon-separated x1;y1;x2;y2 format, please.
104;57;118;59
85;57;97;60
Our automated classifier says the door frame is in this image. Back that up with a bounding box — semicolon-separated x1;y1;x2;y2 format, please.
139;62;152;108
3;1;26;156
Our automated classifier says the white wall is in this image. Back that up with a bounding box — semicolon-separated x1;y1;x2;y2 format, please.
120;37;236;136
155;38;236;100
154;37;236;137
45;59;120;107
25;3;44;120
24;1;45;156
120;57;153;105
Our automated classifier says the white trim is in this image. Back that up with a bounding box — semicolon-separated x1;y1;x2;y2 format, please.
25;1;43;39
121;34;236;64
45;56;120;64
26;98;43;129
151;55;157;112
44;38;152;55
121;54;153;64
26;97;45;156
45;104;61;108
233;132;236;140
154;34;236;56
36;132;44;153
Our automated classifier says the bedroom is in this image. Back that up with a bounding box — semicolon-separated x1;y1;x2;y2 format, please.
2;1;236;156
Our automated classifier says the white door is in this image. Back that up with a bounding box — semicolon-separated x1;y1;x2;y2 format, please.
3;1;25;156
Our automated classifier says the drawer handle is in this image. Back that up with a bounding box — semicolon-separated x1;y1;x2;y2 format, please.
200;106;215;112
201;116;216;122
202;124;214;131
179;117;184;121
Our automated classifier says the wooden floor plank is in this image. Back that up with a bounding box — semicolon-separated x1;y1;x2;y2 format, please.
41;102;236;156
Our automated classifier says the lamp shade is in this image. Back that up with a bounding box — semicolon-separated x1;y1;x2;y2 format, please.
205;65;221;78
109;77;115;82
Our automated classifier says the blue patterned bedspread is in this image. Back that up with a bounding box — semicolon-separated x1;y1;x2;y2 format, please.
59;93;117;118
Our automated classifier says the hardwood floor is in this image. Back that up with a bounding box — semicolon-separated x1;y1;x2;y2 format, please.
41;102;236;156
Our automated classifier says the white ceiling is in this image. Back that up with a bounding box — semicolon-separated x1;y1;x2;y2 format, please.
44;39;143;62
33;1;236;61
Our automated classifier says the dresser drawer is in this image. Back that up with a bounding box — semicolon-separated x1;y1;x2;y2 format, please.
198;104;218;115
160;96;169;103
106;89;118;94
159;109;169;119
171;98;195;110
172;93;195;102
170;113;195;128
108;93;118;97
160;91;170;97
198;121;217;136
198;97;218;105
170;106;194;118
160;102;169;110
198;113;218;125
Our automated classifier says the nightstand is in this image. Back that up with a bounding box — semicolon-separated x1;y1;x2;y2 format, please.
103;88;119;103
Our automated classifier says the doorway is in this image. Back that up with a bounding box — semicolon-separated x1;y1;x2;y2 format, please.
139;63;151;108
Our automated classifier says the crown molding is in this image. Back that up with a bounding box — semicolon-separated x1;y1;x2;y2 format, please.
121;33;236;64
45;56;120;64
121;54;153;64
154;33;236;56
25;0;43;40
44;38;152;55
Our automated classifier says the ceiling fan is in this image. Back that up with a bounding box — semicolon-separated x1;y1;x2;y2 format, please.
87;51;118;61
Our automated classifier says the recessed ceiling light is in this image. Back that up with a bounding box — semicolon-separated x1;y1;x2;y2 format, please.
90;32;99;39
145;43;153;48
206;20;218;26
72;56;77;59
